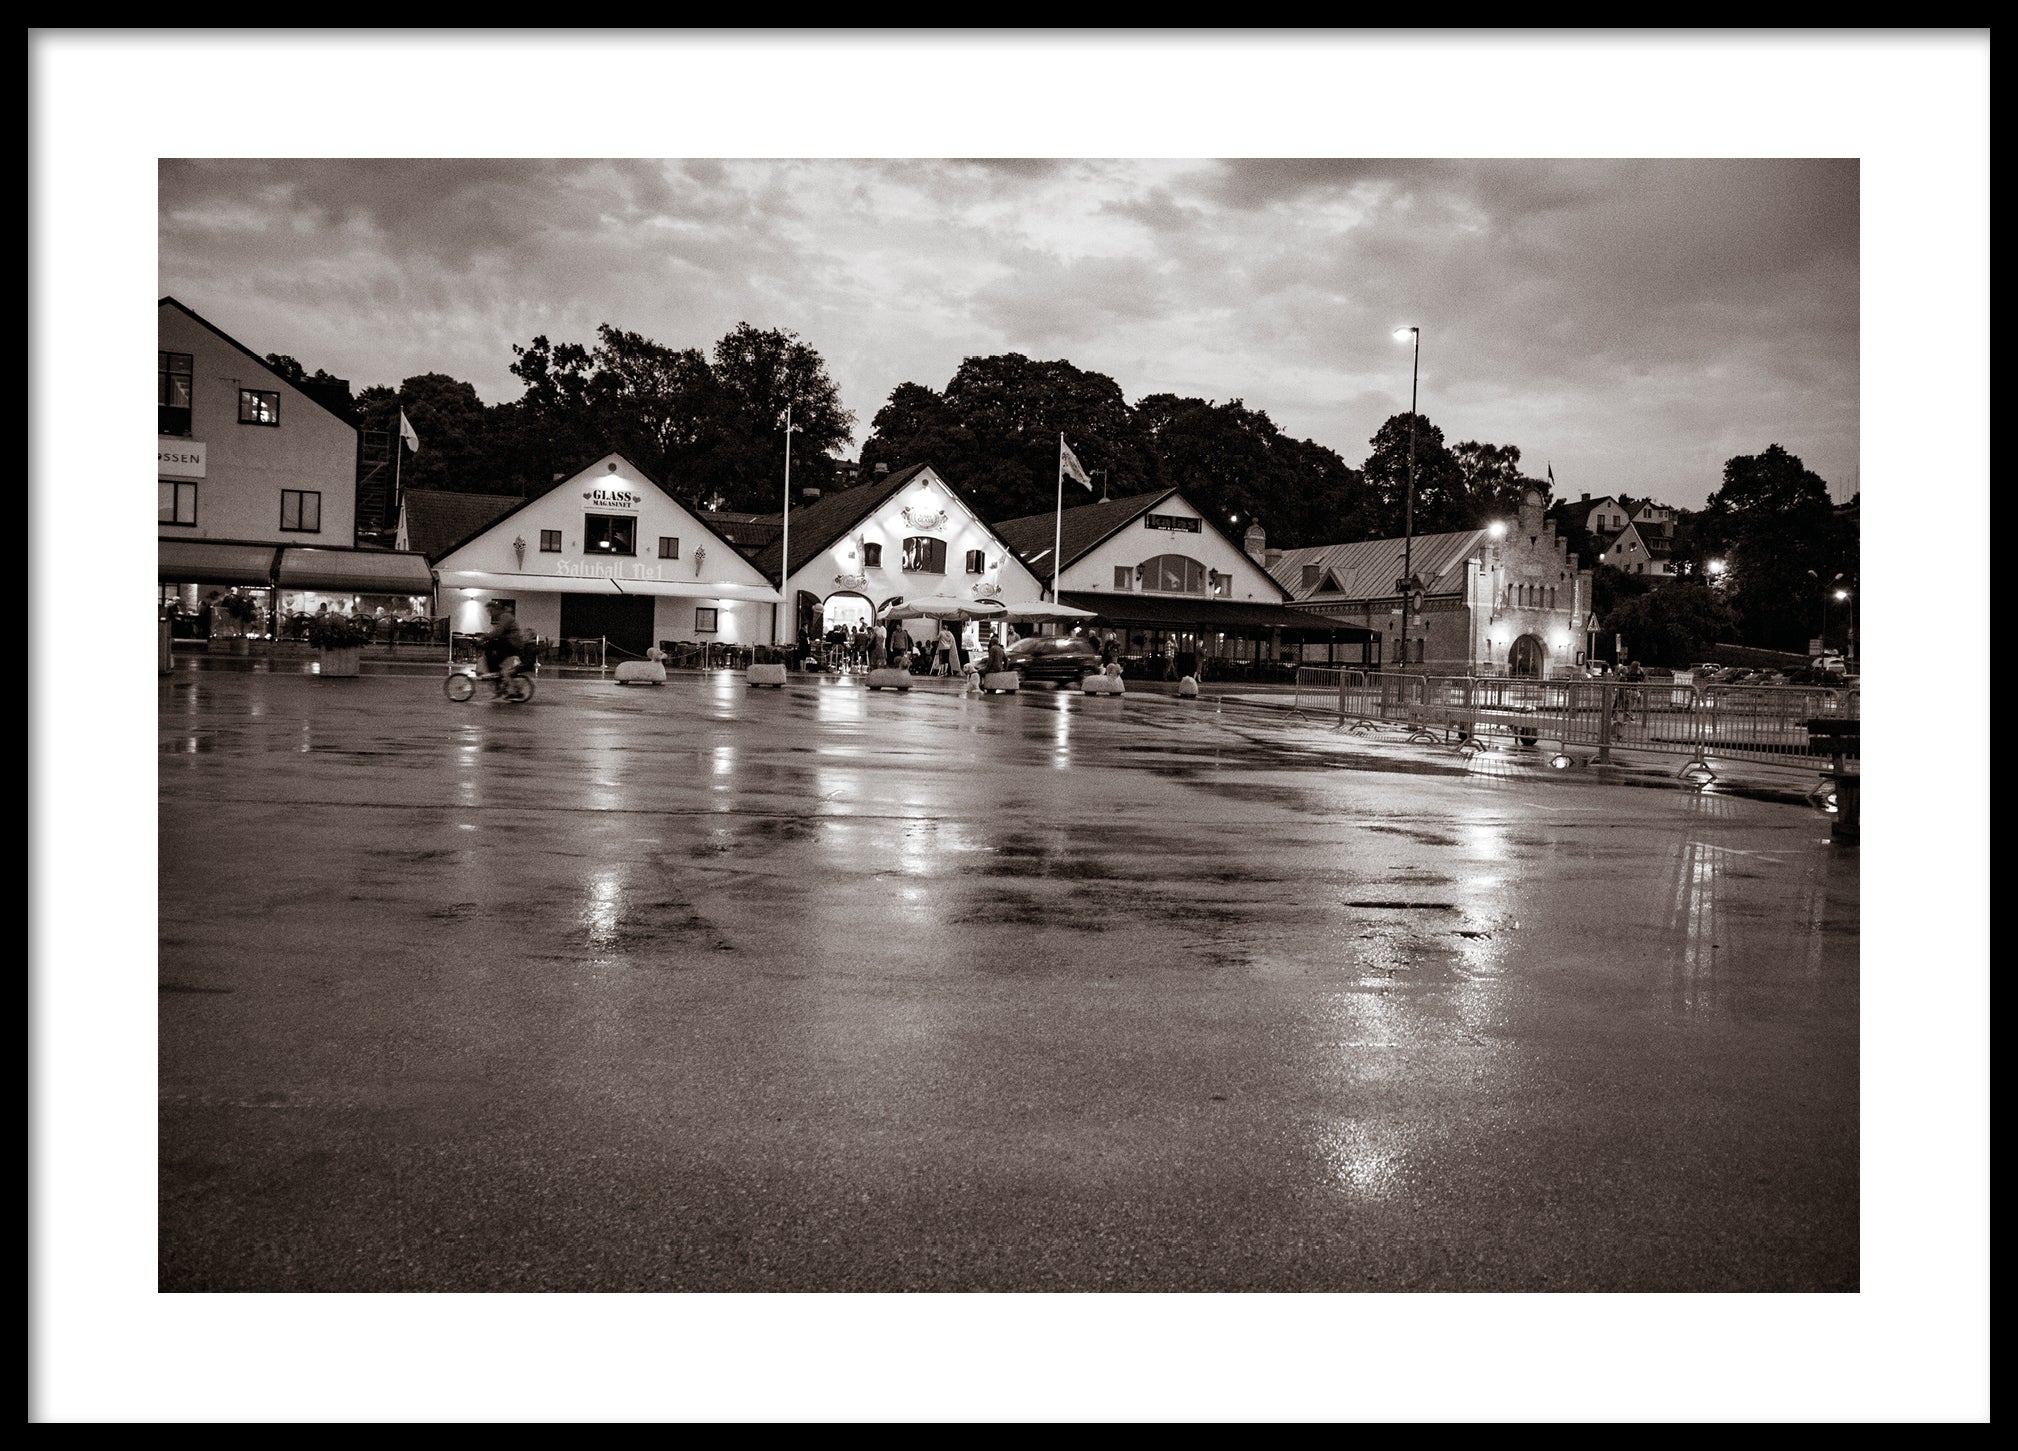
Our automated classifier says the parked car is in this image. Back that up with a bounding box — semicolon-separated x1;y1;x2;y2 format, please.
1007;634;1102;684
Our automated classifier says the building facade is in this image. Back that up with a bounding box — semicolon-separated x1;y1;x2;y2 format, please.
751;463;1045;646
158;297;430;631
428;454;781;658
993;489;1371;676
1273;490;1598;676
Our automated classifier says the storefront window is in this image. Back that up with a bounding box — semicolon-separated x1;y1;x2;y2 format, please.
280;490;321;532
158;352;192;435
159;479;197;526
585;515;636;556
1141;554;1209;594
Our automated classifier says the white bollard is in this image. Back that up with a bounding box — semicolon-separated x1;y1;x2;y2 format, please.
1177;675;1200;698
980;671;1020;694
867;667;915;692
747;662;788;688
615;660;666;685
1082;674;1124;695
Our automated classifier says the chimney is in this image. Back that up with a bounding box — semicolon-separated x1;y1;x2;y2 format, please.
1265;548;1283;569
874;462;889;477
1243;522;1267;565
1580;492;1590;503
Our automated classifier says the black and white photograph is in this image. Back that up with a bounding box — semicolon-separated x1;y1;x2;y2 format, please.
32;31;1987;1424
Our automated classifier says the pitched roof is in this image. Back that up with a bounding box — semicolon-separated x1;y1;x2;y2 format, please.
401;489;523;561
1268;529;1489;602
749;463;931;580
427;451;765;570
991;490;1174;573
158;296;358;430
1059;592;1377;638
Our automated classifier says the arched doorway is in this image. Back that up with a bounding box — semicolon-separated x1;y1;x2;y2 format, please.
1509;632;1547;678
820;591;875;633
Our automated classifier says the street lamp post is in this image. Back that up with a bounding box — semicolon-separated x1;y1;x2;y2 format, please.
1394;325;1421;671
780;402;801;648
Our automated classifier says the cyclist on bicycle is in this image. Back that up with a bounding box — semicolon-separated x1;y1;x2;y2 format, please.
481;606;529;697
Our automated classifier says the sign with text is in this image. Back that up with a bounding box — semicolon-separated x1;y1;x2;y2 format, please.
158;440;206;478
557;559;665;581
581;485;640;509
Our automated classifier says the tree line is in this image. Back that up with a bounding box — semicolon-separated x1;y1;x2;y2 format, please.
273;325;1856;658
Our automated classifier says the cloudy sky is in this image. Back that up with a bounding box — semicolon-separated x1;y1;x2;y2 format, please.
159;156;1857;510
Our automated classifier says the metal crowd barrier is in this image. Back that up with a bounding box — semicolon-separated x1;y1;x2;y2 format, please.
1288;668;1859;779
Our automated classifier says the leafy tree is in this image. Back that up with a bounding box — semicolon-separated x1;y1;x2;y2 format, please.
1694;444;1855;651
355;374;502;495
862;353;1151;521
1353;413;1469;538
1134;394;1358;549
704;323;855;510
1605;583;1736;666
1451;440;1550;525
498;322;854;510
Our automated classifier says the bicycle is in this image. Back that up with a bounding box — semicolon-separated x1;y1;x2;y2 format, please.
444;654;537;704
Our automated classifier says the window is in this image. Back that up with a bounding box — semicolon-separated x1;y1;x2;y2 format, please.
694;607;718;634
239;389;280;426
659;536;680;560
539;530;561;553
862;542;882;568
965;549;985;574
158;479;197;526
280;490;321;532
1142;554;1210;594
902;536;946;573
1114;566;1133;589
158;352;192;435
584;514;636;555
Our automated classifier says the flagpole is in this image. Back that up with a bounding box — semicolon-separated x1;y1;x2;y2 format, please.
1052;433;1065;602
393;401;402;526
781;402;794;648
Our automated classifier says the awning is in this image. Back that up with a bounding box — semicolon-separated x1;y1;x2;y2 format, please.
438;569;780;604
278;547;434;594
158;540;278;586
1059;592;1378;638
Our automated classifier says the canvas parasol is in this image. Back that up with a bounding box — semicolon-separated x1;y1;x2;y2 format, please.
995;600;1100;624
879;595;1009;622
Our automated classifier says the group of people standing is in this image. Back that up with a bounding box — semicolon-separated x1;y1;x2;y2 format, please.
814;617;1001;676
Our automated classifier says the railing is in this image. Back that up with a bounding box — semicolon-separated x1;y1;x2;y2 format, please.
1289;668;1859;778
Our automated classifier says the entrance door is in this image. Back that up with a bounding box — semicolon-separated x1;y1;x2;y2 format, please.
1509;633;1546;678
560;593;657;659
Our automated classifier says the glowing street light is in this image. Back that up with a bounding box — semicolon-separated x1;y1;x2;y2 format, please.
1487;520;1508;540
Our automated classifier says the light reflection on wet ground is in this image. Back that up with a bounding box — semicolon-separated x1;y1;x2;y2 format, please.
159;671;1857;1291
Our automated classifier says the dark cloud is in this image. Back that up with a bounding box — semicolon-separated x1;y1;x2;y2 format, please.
158;157;1859;507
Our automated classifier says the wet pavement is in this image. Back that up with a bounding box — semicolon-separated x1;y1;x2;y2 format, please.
159;665;1858;1291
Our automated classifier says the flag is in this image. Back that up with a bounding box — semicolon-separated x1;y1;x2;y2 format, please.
399;409;421;454
1546;461;1555;487
1060;436;1092;491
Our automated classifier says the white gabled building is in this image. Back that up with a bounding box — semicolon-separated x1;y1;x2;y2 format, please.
750;463;1046;644
428;453;780;659
992;488;1372;676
